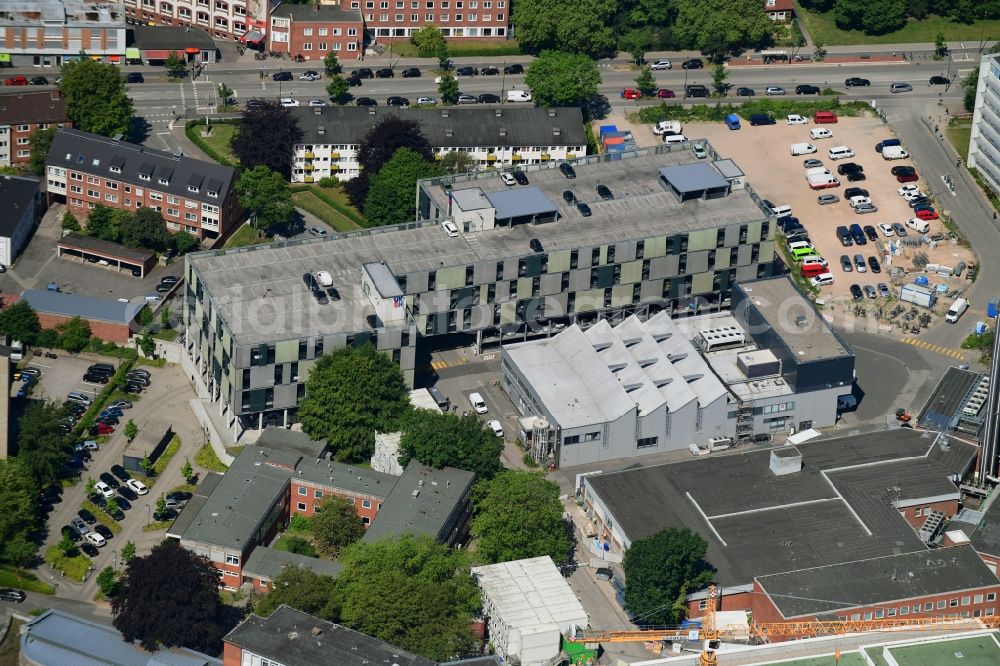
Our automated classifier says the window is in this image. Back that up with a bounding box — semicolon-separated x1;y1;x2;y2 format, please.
105;194;118;203
298;486;307;495
186;212;197;221
962;596;971;606
949;599;959;607
139;173;150;181
936;601;946;609
314;490;323;499
297;502;306;511
455;13;462;20
362;499;372;509
303;27;313;35
395;14;403;20
347;42;357;50
110;165;121;174
348;27;357;35
411;13;418;19
362;516;371;525
698;600;707;610
425;13;433;19
319;42;327;50
975;594;984;603
87;176;99;184
319;27;328;35
225;554;239;565
150;192;163;201
303;42;312;50
863;612;872;620
913;604;921;613
333;27;342;34
564;435;580;445
989;593;997;602
16;124;29;132
900;606;909;615
874;610;883;619
637;437;658;449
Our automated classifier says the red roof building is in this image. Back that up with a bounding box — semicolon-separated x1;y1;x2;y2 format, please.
764;0;794;22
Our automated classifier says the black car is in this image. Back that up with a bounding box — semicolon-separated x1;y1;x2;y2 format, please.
577;202;592;217
354;68;374;79
481;66;499;75
529;238;543;253
355;97;377;106
153;509;175;522
346;75;362;87
749;113;775;126
845;77;870;87
0;588;25;603
245;98;265;110
844;187;869;199
685;84;709;98
62;525;81;542
128;368;150;379
160;275;179;285
401;67;421;78
313;290;329;305
929;75;950;85
850;284;863;300
375;68;394;78
327;287;341;302
116;496;132;511
167;491;193;503
562;190;576;204
110;464;130;482
868;256;882;273
80;542;99;557
837;162;863;175
94;525;113;540
847;172;867;182
386;96;409;107
126;72;144;84
155;284;172;293
736;87;755;96
681;58;703;69
125;374;150;386
836;226;854;247
795;84;821;94
559;162;576;179
118;485;137;501
78;508;97;524
455;66;477;76
89;493;107;508
504;64;524;75
30;76;48;85
513;171;528;185
596;184;613;200
83;373;109;384
863;225;878;242
124;383;144;394
99;472;120;489
891;165;916;175
271;71;293;81
478;93;501;103
908;197;930;208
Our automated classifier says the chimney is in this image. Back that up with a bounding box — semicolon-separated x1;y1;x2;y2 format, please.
552;127;561;136
318;125;325;135
499;127;506;137
440;109;449;117
547;108;556;117
494;109;501;117
445;128;453;138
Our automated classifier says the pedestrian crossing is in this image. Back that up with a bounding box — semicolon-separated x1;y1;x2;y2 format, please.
899;337;965;360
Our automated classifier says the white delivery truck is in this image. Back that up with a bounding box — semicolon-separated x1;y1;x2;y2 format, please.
881;146;910;160
507;89;532;102
946;298;969;323
899;283;936;309
806;172;840;189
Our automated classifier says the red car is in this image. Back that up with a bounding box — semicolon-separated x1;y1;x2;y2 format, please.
621;88;641;100
657;88;675;98
896;173;919;183
93;423;114;435
915;208;939;220
4;76;27;86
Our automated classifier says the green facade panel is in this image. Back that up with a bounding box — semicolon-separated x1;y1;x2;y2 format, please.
691;271;715;295
435;266;466;291
275;339;298;364
517;277;533;300
747;220;762;244
714;249;731;270
575;289;603;313
620;260;643;284
611;285;632;307
759;240;776;262
500;301;517;324
548;250;571;273
598;245;607;266
688;228;717;252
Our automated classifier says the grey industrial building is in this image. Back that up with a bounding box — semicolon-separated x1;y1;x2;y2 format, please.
501;275;855;467
184;144;781;441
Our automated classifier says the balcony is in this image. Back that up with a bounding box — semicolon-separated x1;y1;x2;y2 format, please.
304;175;314;183
303;151;315;159
329;164;339;171
303;164;314;171
566;153;576;159
329;152;340;159
486;154;497;162
512;153;522;161
540;153;550;161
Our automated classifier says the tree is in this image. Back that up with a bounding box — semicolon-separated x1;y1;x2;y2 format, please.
28;127;57;176
0;457;41;564
283;535;317;557
298;343;409;463
86;477;97;496
344;117;434;207
635;66;656;97
58;57;134;138
124;419;138;443
363;148;443;227
56;316;91;353
171;230;200;255
334;535;479;661
163;51;187;78
620;30;648;64
231;100;302;178
181;458;193;480
254;567;340;620
439;150;476;174
323;51;342;76
61;212;81;232
236;165;295;234
514;0;616;57
411;25;447;57
217;81;234;104
121;540;136;563
438;72;460;105
106;498;120;516
85;205;132;243
155;494;167;515
326;75;350;103
17;401;72;488
832;0;906;35
97;566;120;597
712;63;729;96
622;528;715;626
524;51;601;107
672;0;773;59
0;300;41;345
57;534;76;557
140;457;154;477
112;541;226;653
964;66;980;112
471;470;571;564
121;207;169;251
312;497;365;557
160;305;170;329
138;305;154;327
138;334;155;358
935;31;947;57
400;410;503;477
813;40;827;61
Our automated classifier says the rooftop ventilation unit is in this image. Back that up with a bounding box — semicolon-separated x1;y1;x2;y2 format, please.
696;325;745;352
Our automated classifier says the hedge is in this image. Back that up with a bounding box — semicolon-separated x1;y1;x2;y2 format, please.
184;119;241;169
287;185;367;227
635;99;872;124
72;358;137;436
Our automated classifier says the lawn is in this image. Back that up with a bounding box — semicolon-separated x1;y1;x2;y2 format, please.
150;435;181;478
195;442;229;472
291;190;363;232
385;37;519;58
947;121;973;159
223;224;266;249
0;566;54;594
82;499;123;534
0;619;23;666
795;4;1000;45
44;545;91;582
197;123;238;164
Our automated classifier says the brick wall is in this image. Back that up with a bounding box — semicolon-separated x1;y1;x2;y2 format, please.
270;18;364;58
288;478;383;526
36;312;131;343
897;499;959;530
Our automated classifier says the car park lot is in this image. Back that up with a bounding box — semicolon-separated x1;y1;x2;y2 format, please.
26;354;110;405
681;117;974;302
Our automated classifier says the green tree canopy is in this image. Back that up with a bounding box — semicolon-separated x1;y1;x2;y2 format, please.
172;230;200;255
832;0;907;35
28;127;57;176
255;567;340;619
438;72;460;105
0;300;41;345
298;343;409;462
236;165;295;234
363;148;442;227
439;150;475;174
17;401;72;487
120;207;169;251
524;51;601;107
58;57;134;138
112;541;227;653
344;117;434;207
0;457;41;565
85;205;132;243
622;527;715;626
312;497;365;557
635;66;656;96
231;100;302;178
326;75;350;103
514;0;616;56
471;470;571;564
712;63;729;96
964;65;980;113
400;410;503;477
163;51;187;78
56;316;92;353
672;0;773;58
411;25;447;57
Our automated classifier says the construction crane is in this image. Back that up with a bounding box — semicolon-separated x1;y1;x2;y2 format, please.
567;586;1000;664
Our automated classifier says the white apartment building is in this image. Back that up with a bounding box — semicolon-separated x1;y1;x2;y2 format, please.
0;0;126;67
969;54;1000;192
288;106;587;183
121;0;266;40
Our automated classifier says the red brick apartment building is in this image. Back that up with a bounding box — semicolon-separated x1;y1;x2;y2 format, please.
268;3;363;59
45;129;241;241
0;91;71;168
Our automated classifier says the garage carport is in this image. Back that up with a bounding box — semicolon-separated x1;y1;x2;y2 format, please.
658;163;731;202
57;233;156;278
485;186;559;227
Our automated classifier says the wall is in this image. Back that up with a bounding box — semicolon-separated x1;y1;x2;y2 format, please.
897;499;960;530
221;641;242;666
288;478;383;526
36;313;130;344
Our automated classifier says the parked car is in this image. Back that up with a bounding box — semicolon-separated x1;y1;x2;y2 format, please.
736;87;755;96
99;472;120;489
868;256;882;273
749;114;775;126
795;84;821;94
62;525;81;542
271;71;292;81
863;225;878;241
597;184;613;200
656;88;675;98
80;542;99;557
0;588;25;603
817;194;840;205
513;172;528;185
878;283;891;298
480;66;499;75
559;162;576;179
864;285;877;299
374;68;394;78
765;86;786;95
681;58;703;69
125;72;144;84
803;158;824;168
650;60;672;70
353;68;374;79
929;75;950;85
111;464;130;481
850;284;863;300
845;77;870;87
892;222;908;236
621;88;641;100
355;97;377;106
77;509;97;524
401;67;421;77
455;66;477;76
94;525;113;540
577;202;592;217
840;255;853;272
890;82;913;93
456;94;477;104
4;76;28;86
298;70;321;81
478;93;500;104
126;479;148;495
878;223;895;237
118;485;138;501
386;96;410;107
29;76;49;85
503;64;523;74
844;187;869;199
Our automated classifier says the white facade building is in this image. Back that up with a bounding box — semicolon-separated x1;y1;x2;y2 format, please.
471;556;588;666
969;54;1000;192
0;0;127;67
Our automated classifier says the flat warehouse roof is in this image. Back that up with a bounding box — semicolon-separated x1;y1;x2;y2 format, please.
585;429;975;586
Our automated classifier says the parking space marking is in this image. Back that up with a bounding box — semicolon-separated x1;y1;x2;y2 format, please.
431;357;469;370
899;337;965;359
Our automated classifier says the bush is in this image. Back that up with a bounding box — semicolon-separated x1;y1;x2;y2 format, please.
288;515;312;532
36;329;59;348
317;177;337;187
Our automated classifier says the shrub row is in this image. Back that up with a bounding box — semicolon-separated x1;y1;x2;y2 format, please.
72;358;137;436
636;99;872;124
184;119;240;169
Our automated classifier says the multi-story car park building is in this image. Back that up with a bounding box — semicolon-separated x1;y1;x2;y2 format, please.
122;0;265;41
969;53;1000;191
0;91;71;168
0;0;126;66
184;144;779;441
289;106;586;183
46;128;242;241
501;275;855;468
268;3;362;60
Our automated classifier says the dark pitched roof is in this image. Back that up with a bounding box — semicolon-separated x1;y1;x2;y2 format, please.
255;427;328;459
0;90;69;125
20;289;143;325
224;605;435;666
757;545;998;618
290;106;587;149
918;366;981;430
363;461;475;543
131;24;218;51
242;546;343;581
0;174;39;238
48;128;237;205
58;232;155;264
269;3;363;22
585;429;975;586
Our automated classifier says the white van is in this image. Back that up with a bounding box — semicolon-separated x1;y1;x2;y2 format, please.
506;89;532;102
810;272;834;286
770;204;793;218
662;134;688;145
469;392;488;414
828;145;855;160
653;120;682;136
882;146;910;160
946;298;969;324
906;217;930;233
809;128;833;140
790;142;817;156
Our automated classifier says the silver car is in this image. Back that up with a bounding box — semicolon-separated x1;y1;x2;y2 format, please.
890;82;913;93
854;254;867;272
817;194;840;205
766;86;786;95
854;203;878;214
